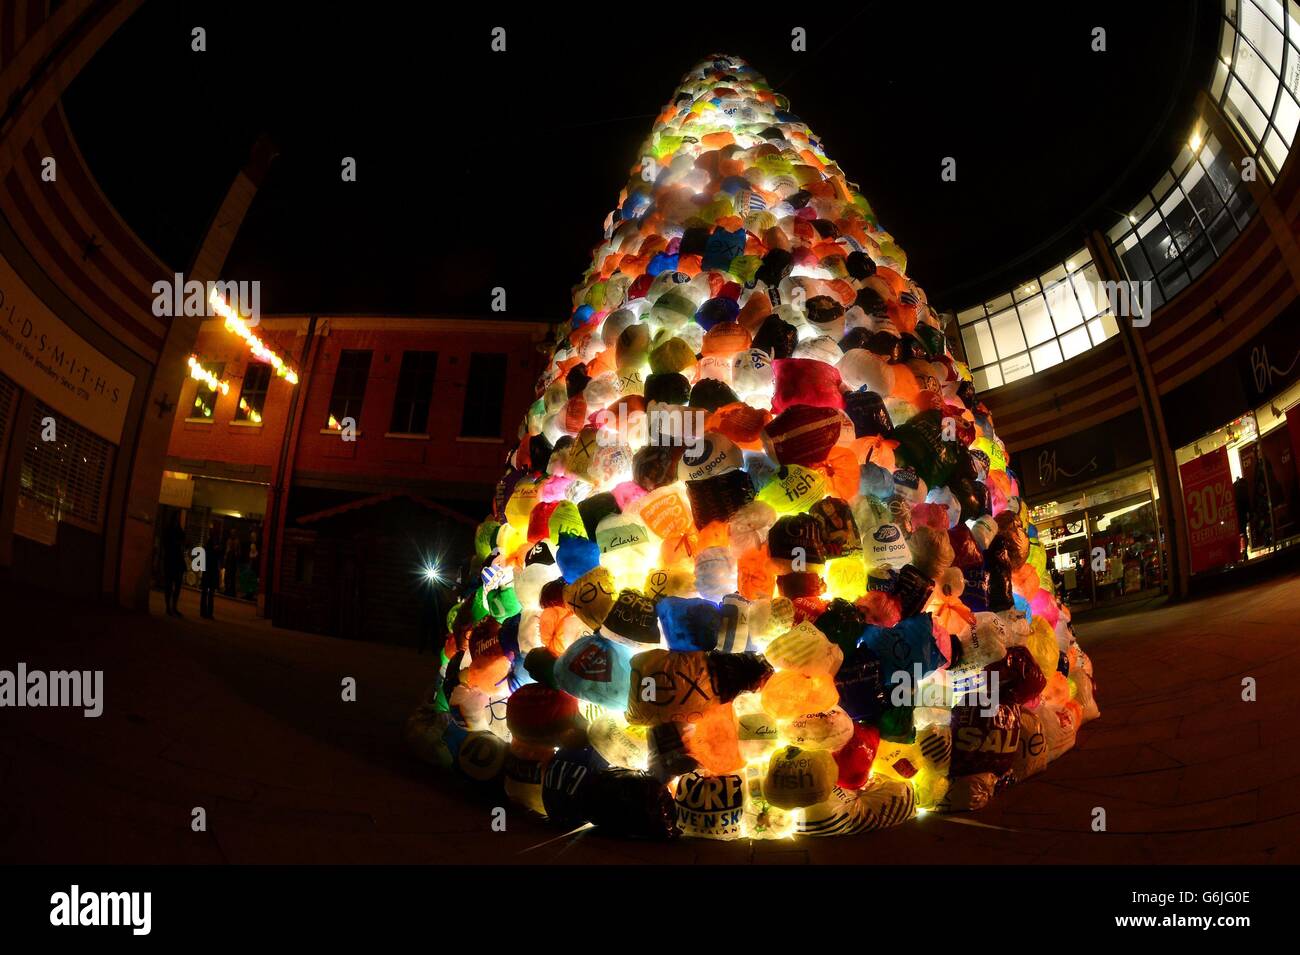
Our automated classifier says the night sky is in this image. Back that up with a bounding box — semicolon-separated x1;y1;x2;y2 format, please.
62;1;1220;320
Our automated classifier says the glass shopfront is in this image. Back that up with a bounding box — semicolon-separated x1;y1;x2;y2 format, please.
1175;388;1300;568
154;473;268;601
1031;469;1165;611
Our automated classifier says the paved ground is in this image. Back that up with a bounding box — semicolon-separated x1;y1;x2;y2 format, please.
1;572;1298;865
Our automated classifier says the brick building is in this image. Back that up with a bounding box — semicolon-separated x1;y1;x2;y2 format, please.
159;315;549;642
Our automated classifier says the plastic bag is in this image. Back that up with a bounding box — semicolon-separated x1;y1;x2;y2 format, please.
935;773;998;813
798;778;916;835
779;707;854;751
579;769;680;840
764;620;844;676
1010;707;1050;782
951;701;1021;778
542;746;610;826
626;649;719;725
587;716;649;770
762;745;837;809
553;633;633;709
673;771;748;839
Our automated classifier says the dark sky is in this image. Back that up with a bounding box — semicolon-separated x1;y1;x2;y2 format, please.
63;1;1220;319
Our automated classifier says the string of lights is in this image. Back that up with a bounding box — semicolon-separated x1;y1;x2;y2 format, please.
207;289;300;385
186;355;229;395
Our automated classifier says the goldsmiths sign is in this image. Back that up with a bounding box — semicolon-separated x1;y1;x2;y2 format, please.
0;253;135;444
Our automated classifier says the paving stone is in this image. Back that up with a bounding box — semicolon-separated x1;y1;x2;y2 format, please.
1;579;1296;864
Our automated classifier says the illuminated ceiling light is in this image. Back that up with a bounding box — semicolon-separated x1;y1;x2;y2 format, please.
1189;130;1203;152
1128;215;1137;224
208;289;300;385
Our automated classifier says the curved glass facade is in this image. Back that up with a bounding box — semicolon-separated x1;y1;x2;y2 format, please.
1106;130;1257;311
958;252;1118;392
1212;0;1300;182
960;1;1290;392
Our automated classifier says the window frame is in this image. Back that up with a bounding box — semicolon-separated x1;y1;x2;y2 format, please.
389;350;439;435
459;352;508;439
188;360;225;422
234;361;272;424
326;349;373;430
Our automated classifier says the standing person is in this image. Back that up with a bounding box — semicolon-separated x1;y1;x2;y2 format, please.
1234;475;1250;559
200;523;221;619
246;529;260;598
223;530;240;597
162;511;186;617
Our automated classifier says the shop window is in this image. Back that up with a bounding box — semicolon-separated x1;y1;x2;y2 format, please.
1204;138;1240;201
460;353;507;438
235;362;271;424
1214;0;1300;181
961;320;997;367
1036;474;1164;609
1107;123;1261;311
190;361;225;420
1045;278;1084;333
1087;313;1121;347
326;350;372;430
1158;261;1191;300
1000;351;1034;384
1117;235;1155;283
953;250;1103;389
1184;232;1217;279
1185;162;1226;222
972;364;1003;392
1017;295;1055;347
1228;189;1255;229
19;402;112;531
390;350;438;434
1138;215;1175;269
1089;495;1164;601
1160;188;1202;253
1207;207;1240;252
989;308;1026;359
1030;339;1063;373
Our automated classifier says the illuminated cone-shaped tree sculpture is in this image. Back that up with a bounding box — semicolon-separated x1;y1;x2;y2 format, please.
407;55;1099;839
